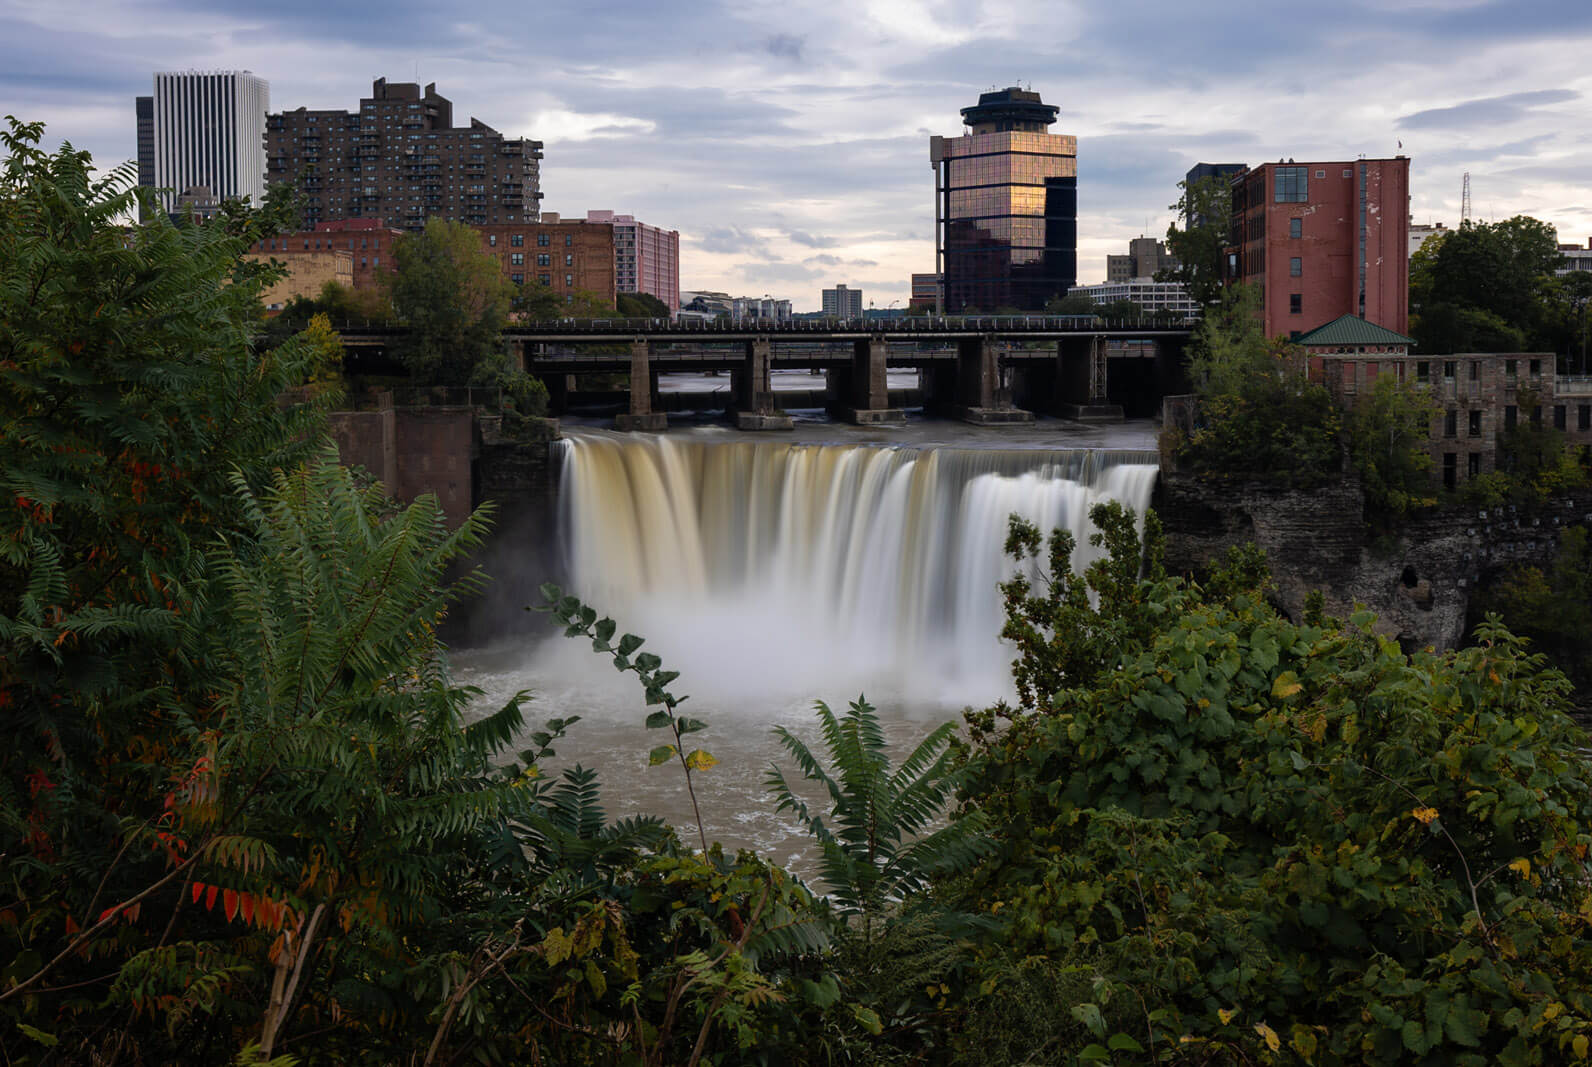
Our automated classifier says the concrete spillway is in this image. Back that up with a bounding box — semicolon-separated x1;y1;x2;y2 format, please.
554;434;1159;708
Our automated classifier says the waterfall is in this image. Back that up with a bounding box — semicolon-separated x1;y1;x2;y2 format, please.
552;433;1158;712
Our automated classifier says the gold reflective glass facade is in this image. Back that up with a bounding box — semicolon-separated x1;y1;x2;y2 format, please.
933;129;1077;312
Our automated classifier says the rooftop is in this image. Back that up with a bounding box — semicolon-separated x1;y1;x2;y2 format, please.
1296;314;1414;347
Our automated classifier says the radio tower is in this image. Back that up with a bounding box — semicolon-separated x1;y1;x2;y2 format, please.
1461;172;1472;225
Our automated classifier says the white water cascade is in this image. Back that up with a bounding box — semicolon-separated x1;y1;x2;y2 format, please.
551;433;1159;712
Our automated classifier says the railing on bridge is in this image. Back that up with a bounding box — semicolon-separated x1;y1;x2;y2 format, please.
1558;375;1592;396
331;315;1194;336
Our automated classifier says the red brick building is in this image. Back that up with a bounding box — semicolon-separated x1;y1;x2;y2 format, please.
1230;157;1410;339
250;218;404;292
473;216;617;309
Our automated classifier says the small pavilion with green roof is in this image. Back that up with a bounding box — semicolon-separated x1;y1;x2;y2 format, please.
1295;315;1416;395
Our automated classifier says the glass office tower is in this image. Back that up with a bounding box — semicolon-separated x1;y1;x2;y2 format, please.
931;88;1076;312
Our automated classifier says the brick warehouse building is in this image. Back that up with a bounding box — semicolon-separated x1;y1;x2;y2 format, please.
265;78;542;231
1229;157;1410;338
475;216;617;310
249;218;405;293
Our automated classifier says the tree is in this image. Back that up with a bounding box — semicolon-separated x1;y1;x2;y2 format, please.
949;502;1592;1065
618;291;671;318
387;217;512;384
1160;174;1231;307
1411;216;1562;353
1045;292;1099;316
1347;371;1439;523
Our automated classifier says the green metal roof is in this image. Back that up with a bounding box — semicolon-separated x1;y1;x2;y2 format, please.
1295;315;1414;347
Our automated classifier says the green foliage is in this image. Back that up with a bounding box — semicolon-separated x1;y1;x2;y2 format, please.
1411;216;1564;354
766;697;991;922
618;291;671;318
1477;525;1592;704
949;505;1592;1065
387;217;512;385
1172;284;1343;486
1046;292;1100;316
1347;371;1439;524
1161;174;1231;307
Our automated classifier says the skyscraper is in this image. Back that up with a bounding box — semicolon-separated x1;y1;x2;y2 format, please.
822;284;863;318
265;78;542;230
136;71;269;215
930;87;1076;312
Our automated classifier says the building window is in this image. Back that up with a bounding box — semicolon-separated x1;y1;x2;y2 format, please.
1468;410;1481;437
539;274;550;286
1443;410;1457;437
510;253;523;266
1289;257;1302;277
1289;218;1302;239
565;273;574;286
510;273;523;285
1581;404;1591;431
1505;405;1517;429
565;254;574;266
1443;360;1456;382
565;234;574;247
1469;361;1479;381
537;234;550;246
1314;169;1325;179
1507;360;1517;380
488;234;496;246
536;253;550;266
1289;293;1302;315
1443;453;1457;490
1531;405;1542;426
1468;453;1481;478
1274;166;1309;203
511;234;524;247
1416;361;1429;383
1529;358;1541;378
1554;405;1566;430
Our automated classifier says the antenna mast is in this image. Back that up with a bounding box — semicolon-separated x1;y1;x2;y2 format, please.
1461;172;1472;225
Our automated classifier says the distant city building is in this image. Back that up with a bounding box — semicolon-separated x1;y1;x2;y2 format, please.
242;248;353;312
136;71;270;216
1106;236;1179;283
1410;221;1451;260
680;291;732;318
475;216;617;309
1183;162;1246;226
730;296;793;322
1228;157;1411;338
1067;280;1198;320
249;218;404;292
910;272;941;310
931;87;1077;311
822;284;864;318
1559;239;1592;275
265;78;542;231
585;210;680;313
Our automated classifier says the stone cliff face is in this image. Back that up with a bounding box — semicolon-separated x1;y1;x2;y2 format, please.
1155;472;1592;653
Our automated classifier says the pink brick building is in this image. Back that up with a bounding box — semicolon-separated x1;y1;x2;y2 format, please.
1230;157;1410;339
585;210;680;314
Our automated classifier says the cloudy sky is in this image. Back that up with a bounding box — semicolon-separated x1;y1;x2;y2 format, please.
6;0;1591;309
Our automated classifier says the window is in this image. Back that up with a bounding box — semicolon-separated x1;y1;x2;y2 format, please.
1443;453;1457;490
1468;453;1481;478
1342;168;1352;178
1468;410;1481;437
488;234;497;246
373;256;379;269
1443;410;1457;437
565;254;574;266
510;234;524;247
1274;166;1308;203
1505;405;1517;429
1289;257;1302;277
565;273;574;286
1554;405;1566;430
1289;218;1302;239
1289;293;1302;314
538;274;550;286
510;253;523;266
1469;361;1479;381
1581;404;1592;431
565;234;574;247
1314;169;1325;179
1531;406;1542;426
537;233;550;246
1415;361;1430;383
1507;360;1517;380
1443;360;1456;381
1529;358;1541;378
510;273;523;285
536;253;551;266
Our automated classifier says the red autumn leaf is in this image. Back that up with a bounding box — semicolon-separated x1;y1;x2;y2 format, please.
192;880;205;904
124;902;141;923
223;888;239;922
64;914;79;935
205;884;219;911
240;892;255;925
99;906;118;924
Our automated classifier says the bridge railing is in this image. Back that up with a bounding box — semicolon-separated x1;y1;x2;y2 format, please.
334;315;1196;337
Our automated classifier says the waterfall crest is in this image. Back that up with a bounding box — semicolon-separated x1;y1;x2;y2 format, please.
555;433;1158;711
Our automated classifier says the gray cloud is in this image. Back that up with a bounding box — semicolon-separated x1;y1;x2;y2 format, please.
765;34;805;60
1398;90;1580;129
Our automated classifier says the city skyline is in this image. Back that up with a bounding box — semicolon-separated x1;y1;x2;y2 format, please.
6;0;1591;309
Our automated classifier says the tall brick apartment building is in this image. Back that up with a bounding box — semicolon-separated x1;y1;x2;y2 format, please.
1229;157;1410;339
265;78;542;231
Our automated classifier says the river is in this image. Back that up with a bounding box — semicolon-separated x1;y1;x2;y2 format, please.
450;396;1159;870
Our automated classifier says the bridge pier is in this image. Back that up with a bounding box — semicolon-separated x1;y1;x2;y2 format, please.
732;338;792;430
845;336;904;424
955;336;1033;424
615;340;667;431
1055;336;1124;420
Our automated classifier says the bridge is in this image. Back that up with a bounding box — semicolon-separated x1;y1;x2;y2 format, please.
336;315;1194;429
